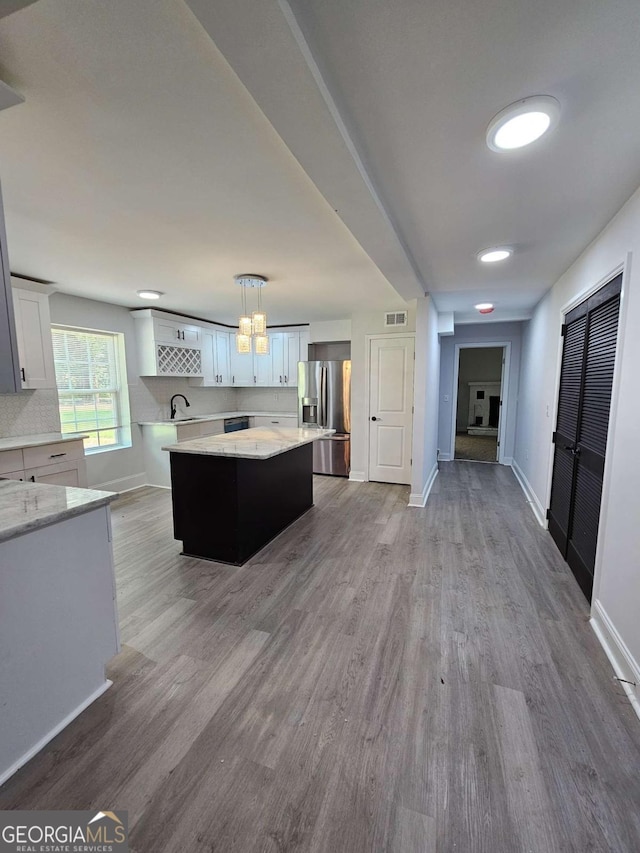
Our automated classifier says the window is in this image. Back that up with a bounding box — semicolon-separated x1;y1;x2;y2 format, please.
52;326;132;453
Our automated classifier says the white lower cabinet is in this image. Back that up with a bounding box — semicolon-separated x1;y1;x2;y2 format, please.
0;440;87;487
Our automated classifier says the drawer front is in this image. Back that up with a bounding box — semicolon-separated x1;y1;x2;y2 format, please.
252;416;298;427
199;420;225;437
22;439;85;470
0;448;24;474
175;422;202;441
24;458;88;488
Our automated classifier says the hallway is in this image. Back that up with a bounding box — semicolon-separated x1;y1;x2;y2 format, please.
1;465;639;851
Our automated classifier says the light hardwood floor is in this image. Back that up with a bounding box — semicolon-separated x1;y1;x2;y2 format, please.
2;463;640;852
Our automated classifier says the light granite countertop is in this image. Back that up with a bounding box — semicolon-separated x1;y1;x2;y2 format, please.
0;479;118;543
138;411;297;427
162;426;335;460
0;432;89;453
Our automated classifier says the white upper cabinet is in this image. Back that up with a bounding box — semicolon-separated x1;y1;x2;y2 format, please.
229;341;254;386
131;308;308;385
214;330;231;384
254;346;272;386
269;330;304;387
154;317;201;347
194;328;232;386
132;309;203;377
12;286;56;390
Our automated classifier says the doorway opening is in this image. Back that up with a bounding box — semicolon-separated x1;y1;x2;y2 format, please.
453;345;505;463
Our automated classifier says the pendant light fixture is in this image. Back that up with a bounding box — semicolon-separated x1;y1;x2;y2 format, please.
234;274;269;354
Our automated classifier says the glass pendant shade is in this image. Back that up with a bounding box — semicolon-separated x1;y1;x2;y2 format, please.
252;310;267;336
238;314;253;337
236;332;252;354
254;333;269;355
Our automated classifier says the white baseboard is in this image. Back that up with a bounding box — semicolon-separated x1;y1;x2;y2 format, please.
501;455;513;466
591;599;640;721
0;680;112;788
511;459;546;527
348;470;366;483
91;473;147;493
438;452;452;462
408;463;438;508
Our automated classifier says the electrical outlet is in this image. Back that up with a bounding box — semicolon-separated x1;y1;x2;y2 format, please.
444;394;450;402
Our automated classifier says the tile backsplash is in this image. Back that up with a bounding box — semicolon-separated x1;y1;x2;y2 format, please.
132;380;298;422
131;378;238;423
0;390;61;438
236;387;298;412
0;381;298;438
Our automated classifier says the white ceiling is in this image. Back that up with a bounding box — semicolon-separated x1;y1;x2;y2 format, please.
2;0;640;326
0;0;405;324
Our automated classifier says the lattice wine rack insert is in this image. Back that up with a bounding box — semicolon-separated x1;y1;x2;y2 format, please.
156;345;202;375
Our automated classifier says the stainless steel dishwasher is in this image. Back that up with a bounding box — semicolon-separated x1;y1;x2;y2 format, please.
223;416;250;433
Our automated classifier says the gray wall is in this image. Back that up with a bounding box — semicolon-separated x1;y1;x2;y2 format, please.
49;292;147;490
438;322;523;462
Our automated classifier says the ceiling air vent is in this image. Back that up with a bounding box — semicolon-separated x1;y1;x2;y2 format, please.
384;310;408;328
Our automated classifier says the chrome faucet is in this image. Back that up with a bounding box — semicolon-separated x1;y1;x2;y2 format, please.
170;394;190;420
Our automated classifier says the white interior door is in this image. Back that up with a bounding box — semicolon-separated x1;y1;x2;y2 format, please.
368;336;415;484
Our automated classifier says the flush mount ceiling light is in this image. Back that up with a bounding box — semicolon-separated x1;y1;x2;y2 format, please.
486;95;560;152
478;247;512;263
234;274;269;354
137;289;163;300
475;303;495;314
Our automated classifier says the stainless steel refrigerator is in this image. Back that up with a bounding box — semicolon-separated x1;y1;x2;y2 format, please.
298;360;351;476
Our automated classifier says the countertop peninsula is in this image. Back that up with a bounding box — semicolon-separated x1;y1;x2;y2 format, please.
0;432;89;453
0;479;117;543
138;410;297;427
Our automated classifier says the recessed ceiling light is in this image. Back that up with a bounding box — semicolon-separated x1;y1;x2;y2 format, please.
478;247;512;263
475;303;495;314
486;95;560;152
137;290;163;300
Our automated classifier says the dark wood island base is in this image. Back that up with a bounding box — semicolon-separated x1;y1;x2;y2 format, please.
169;442;313;565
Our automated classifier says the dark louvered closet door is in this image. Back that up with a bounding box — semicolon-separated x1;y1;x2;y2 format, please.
548;273;622;601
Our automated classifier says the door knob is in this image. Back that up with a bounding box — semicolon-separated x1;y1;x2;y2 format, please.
371;416;380;421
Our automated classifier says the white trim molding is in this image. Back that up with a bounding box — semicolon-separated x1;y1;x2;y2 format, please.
591;599;640;721
408;463;438;508
511;459;547;527
450;341;512;466
348;470;366;483
92;473;147;493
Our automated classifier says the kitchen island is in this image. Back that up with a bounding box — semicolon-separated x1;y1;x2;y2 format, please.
0;479;119;785
163;427;334;565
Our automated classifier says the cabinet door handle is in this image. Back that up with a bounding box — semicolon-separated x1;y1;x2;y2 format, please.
20;367;26;382
232;375;235;384
49;452;67;458
279;375;282;384
254;375;257;384
284;375;288;384
29;475;35;482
